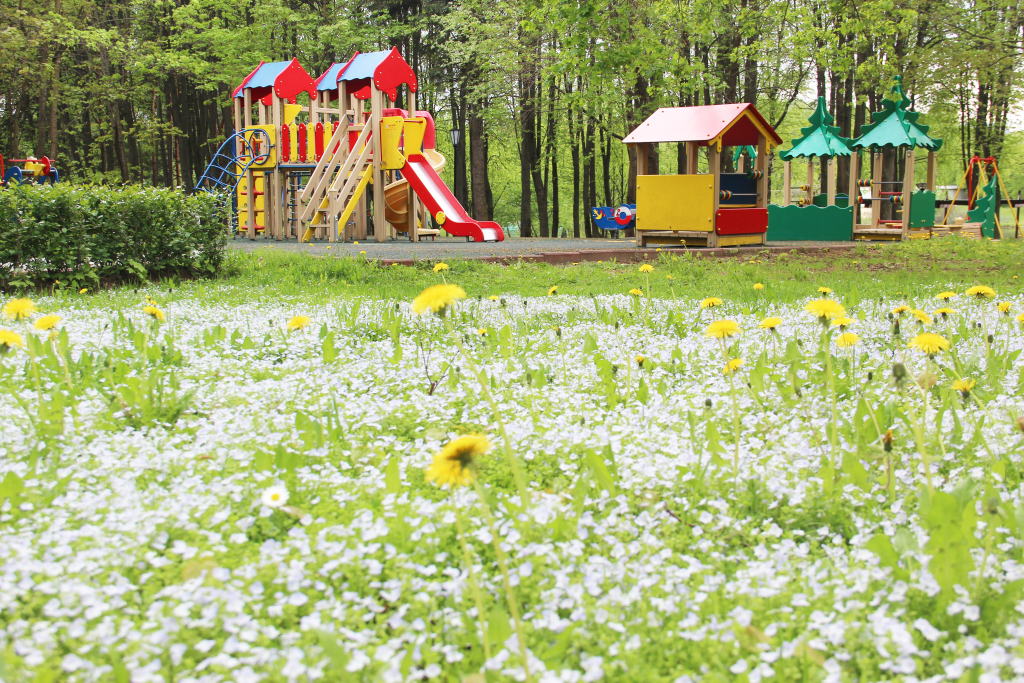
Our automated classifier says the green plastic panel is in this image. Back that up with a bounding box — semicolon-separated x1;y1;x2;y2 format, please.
966;177;997;238
812;193;850;208
767;204;853;242
908;190;935;228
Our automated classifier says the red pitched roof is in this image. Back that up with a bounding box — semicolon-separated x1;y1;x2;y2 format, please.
624;103;783;147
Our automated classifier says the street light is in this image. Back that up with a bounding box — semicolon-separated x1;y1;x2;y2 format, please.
449;128;460;148
450;129;461;203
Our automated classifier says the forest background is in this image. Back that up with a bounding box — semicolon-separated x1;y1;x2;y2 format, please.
1;0;1022;237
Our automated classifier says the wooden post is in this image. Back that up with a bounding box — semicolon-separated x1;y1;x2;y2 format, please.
782;160;791;207
756;137;768;245
634;143;646;246
805;157;814;205
871;151;883;231
708;143;720;248
272;93;282;241
848;151;860;228
371;86;386;242
901;147;914;239
826;156;836;206
686;141;699;175
926;151;937;192
244;89;255;240
408;87;418;241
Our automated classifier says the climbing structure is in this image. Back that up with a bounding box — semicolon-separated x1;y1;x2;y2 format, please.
768;96;854;241
848;76;943;241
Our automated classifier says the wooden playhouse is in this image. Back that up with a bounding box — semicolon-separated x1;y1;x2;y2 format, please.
623;103;783;248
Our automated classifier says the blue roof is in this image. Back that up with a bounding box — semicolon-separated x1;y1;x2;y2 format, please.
317;63;346;91
339;51;391;81
245;61;292;89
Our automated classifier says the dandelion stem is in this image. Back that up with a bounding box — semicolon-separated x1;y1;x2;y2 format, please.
452;491;491;663
472;479;531;683
453;335;531;507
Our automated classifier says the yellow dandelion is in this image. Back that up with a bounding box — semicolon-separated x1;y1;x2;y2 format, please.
836;333;860;348
413;284;466;315
759;317;782;330
753;283;764;291
818;287;832;295
805;299;846;321
425;435;491;488
548;286;558;296
142;305;165;322
287;315;311;331
706;320;741;339
33;315;61;331
488;295;500;301
434;262;449;273
700;296;723;309
359;250;366;256
636;355;646;367
908;332;950;355
892;305;910;315
723;358;744;375
910;309;932;325
2;298;36;321
997;301;1012;314
934;307;956;318
952;377;975;399
965;285;996;299
79;288;88;294
666;274;674;281
639;264;654;273
830;316;853;328
0;329;25;353
477;328;487;336
629;288;644;297
1017;312;1024;324
936;291;957;301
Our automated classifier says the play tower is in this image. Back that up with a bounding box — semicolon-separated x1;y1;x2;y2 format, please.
198;48;503;243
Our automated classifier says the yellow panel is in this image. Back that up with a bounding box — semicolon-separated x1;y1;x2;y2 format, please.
289;125;298;163
718;234;763;247
284;104;302;126
254;175;264;193
255;211;265;228
237;194;247;209
636;175;714;232
306;125;315;163
244;125;276;169
238;211;248;228
324;121;333;156
254;195;265;211
381;116;406;170
403;118;426;154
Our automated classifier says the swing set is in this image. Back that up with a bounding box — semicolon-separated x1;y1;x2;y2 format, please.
940;156;1021;239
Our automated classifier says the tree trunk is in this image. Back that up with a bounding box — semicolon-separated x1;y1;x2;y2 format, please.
468;100;489;220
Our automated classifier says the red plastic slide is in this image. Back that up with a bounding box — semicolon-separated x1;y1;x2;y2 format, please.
401;153;504;242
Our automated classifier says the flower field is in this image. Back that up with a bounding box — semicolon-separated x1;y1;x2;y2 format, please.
3;250;1024;683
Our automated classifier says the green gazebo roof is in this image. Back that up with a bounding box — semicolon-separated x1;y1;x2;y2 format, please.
779;96;852;160
850;76;943;151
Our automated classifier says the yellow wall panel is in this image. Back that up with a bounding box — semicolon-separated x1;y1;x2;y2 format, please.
636;174;714;232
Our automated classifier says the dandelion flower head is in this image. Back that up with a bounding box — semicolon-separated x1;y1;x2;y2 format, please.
548;286;558;296
706;320;741;339
966;285;996;299
413;284;467;315
892;305;910;315
830;317;853;328
998;301;1012;314
908;332;949;355
433;262;449;273
934;307;956;317
753;283;764;291
425;435;491;488
142;305;165;322
33;315;61;331
805;299;846;320
910;309;932;325
629;288;643;297
2;298;36;321
759;317;782;330
837;333;860;348
700;297;723;309
639;264;654;273
936;291;957;301
723;358;744;375
287;315;311;331
0;329;25;352
817;287;832;295
952;377;975;397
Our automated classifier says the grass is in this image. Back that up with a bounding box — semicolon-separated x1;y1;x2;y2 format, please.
1;236;1024;682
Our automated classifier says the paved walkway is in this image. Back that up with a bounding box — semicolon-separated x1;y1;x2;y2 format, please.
229;236;856;262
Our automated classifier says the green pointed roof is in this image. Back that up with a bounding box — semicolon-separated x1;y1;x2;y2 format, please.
779;97;853;160
850;76;943;151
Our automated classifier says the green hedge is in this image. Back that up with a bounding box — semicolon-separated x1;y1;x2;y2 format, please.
0;184;228;289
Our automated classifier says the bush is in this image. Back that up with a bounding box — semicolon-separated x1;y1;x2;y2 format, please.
0;184;228;289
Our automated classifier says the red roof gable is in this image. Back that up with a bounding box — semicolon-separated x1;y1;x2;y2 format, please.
624;103;783;147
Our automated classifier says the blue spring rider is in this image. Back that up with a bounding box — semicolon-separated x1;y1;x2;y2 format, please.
591;204;636;232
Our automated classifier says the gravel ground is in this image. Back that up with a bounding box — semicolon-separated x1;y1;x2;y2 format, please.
228;235;858;260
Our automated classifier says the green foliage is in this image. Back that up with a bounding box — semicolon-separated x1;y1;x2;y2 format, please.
0;184;227;290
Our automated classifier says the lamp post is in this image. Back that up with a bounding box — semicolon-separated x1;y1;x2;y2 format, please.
449;128;461;203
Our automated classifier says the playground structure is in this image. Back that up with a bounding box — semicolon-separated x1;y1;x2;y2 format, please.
591;204;636;233
768;97;853;241
0;155;59;186
198;49;503;243
938;156;1020;239
846;77;942;241
624;103;782;248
